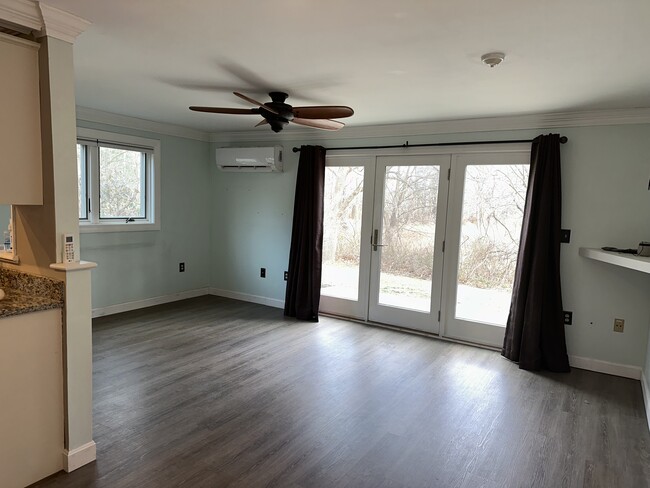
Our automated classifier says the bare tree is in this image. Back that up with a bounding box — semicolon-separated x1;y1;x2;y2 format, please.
98;147;146;218
458;164;529;289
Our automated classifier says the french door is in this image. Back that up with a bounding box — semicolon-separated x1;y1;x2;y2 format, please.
367;156;450;333
320;154;450;334
320;148;530;347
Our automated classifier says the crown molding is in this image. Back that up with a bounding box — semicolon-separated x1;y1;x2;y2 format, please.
0;0;90;42
0;0;41;31
76;106;211;142
209;108;650;144
38;2;90;44
75;105;650;146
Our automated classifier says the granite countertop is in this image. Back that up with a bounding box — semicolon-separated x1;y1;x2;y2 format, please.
0;288;63;318
0;268;65;319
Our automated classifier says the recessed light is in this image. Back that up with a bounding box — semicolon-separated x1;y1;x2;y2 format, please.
481;52;505;68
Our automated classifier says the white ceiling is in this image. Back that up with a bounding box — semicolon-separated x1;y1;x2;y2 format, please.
44;0;650;133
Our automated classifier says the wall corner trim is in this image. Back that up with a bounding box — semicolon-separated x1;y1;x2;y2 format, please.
63;440;96;472
642;371;650;433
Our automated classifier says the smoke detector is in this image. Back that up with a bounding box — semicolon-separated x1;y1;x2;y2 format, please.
481;52;505;68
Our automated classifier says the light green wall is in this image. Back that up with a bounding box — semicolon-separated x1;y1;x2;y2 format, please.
77;121;211;310
557;125;650;368
209;124;650;367
209;154;294;302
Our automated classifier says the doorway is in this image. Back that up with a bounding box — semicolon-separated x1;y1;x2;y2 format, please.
320;147;530;347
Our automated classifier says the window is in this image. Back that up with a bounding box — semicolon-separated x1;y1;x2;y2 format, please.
77;128;160;232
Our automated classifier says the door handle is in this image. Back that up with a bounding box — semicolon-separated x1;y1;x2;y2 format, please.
372;229;387;251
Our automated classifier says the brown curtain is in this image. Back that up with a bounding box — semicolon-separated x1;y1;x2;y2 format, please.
284;145;326;321
502;134;570;372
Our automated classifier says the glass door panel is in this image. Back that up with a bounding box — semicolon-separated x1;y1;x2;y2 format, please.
319;156;375;320
443;151;530;346
378;165;440;312
368;155;450;333
455;164;529;325
321;166;365;301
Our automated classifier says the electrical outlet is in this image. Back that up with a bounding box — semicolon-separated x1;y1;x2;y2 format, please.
260;267;266;278
284;271;288;281
563;311;573;325
614;318;624;333
179;262;185;272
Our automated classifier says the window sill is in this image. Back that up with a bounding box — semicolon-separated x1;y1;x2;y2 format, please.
80;222;160;234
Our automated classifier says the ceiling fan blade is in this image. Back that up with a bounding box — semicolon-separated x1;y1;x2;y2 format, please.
292;117;345;131
189;106;258;114
254;119;269;127
292;106;354;119
233;91;279;114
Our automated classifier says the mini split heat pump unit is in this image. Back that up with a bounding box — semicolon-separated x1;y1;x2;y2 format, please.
215;146;283;172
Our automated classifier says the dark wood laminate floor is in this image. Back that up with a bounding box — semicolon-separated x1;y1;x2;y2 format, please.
34;296;650;488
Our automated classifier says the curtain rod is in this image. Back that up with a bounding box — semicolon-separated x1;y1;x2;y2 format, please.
291;136;568;153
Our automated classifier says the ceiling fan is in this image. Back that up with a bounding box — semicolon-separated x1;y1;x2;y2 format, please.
190;91;354;133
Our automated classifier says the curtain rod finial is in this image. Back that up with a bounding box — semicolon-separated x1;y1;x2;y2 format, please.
293;147;300;153
559;136;568;144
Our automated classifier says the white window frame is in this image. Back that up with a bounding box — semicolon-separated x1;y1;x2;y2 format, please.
77;128;161;233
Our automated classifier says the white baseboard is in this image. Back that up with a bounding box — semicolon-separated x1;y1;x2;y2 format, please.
569;355;642;380
209;288;284;309
642;371;650;433
92;288;209;318
63;441;96;472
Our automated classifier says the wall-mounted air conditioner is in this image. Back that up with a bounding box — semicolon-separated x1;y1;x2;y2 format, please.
215;146;283;172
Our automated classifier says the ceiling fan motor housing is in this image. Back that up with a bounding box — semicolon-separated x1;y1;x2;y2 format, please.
262;92;294;132
266;115;290;133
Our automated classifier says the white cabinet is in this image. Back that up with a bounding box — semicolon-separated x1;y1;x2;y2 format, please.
0;309;64;487
0;32;42;205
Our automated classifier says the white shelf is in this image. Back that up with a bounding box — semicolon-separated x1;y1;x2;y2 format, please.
579;247;650;274
49;261;97;272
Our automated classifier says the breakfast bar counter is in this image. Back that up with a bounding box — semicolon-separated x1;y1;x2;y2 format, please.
0;288;63;318
0;268;65;319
